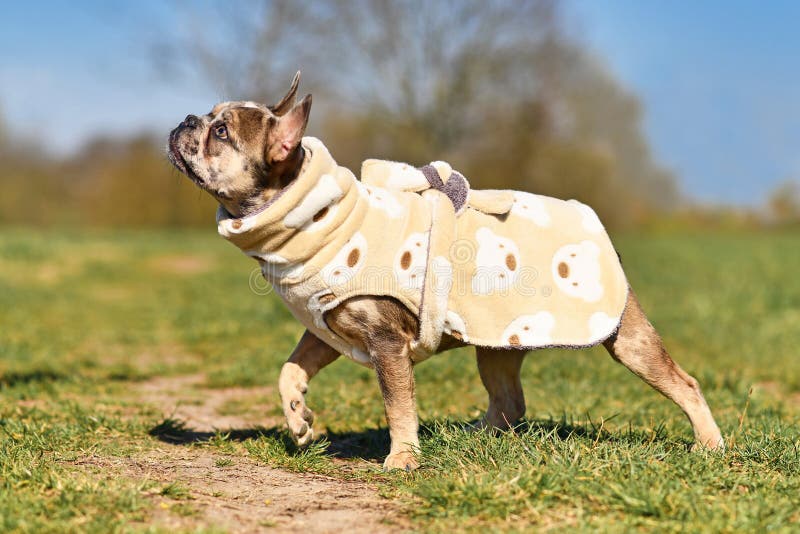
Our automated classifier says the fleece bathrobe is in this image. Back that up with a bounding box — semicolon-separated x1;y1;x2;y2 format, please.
217;137;628;366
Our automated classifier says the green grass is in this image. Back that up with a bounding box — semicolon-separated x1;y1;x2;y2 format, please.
1;227;800;532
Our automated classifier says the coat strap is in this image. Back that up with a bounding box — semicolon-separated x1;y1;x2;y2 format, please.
410;189;457;361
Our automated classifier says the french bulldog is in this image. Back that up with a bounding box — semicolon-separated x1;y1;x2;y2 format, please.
167;72;723;470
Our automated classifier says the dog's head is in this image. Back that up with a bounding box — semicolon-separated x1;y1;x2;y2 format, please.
167;72;312;215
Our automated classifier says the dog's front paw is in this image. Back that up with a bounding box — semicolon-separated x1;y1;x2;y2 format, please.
383;451;420;472
279;362;317;447
286;400;315;447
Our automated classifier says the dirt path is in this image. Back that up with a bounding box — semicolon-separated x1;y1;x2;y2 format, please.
136;373;282;432
74;450;404;533
71;375;407;532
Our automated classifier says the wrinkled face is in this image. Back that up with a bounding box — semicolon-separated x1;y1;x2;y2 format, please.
167;102;273;200
167;72;311;211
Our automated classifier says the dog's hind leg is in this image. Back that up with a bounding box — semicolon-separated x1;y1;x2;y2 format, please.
279;330;340;446
604;288;724;450
475;347;527;430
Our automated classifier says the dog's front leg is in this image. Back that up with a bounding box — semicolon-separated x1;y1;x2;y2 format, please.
325;296;421;470
371;341;420;471
279;330;340;446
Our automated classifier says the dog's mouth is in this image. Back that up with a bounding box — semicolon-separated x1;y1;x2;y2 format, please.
168;131;207;189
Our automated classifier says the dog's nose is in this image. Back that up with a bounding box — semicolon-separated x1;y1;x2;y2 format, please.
182;114;200;129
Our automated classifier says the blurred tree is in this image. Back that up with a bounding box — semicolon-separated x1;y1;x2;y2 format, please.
67;136;217;227
0;132;216;227
162;0;681;228
767;180;800;225
0;0;683;229
0;105;6;151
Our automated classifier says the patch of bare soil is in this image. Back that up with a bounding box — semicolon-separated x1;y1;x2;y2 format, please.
77;375;407;532
136;374;281;432
73;451;405;533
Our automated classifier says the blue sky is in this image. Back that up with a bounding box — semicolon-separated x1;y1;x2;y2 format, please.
573;0;800;204
1;1;798;205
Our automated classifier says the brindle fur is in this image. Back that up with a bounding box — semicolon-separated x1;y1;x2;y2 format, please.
168;73;723;471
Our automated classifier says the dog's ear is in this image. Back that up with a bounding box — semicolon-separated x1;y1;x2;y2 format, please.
269;71;301;116
266;94;312;163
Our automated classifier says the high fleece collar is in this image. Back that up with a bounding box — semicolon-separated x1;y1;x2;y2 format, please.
217;137;341;258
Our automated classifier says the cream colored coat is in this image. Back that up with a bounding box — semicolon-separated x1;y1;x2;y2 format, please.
218;137;628;366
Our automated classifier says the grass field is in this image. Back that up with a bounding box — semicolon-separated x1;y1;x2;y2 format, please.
1;227;799;532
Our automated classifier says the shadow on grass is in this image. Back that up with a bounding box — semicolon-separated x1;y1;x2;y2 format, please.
0;369;69;387
0;367;153;388
148;417;285;444
147;417;390;460
148;415;670;461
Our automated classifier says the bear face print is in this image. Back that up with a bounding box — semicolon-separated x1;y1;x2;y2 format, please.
385;163;429;191
551;240;604;302
295;203;339;233
320;232;368;287
510;192;551;227
443;310;468;342
567;199;604;234
471;227;521;295
356;181;404;219
588;311;620;343
394;232;429;292
501;312;556;347
283;173;343;230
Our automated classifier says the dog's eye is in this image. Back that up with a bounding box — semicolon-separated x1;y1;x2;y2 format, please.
214;124;228;140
